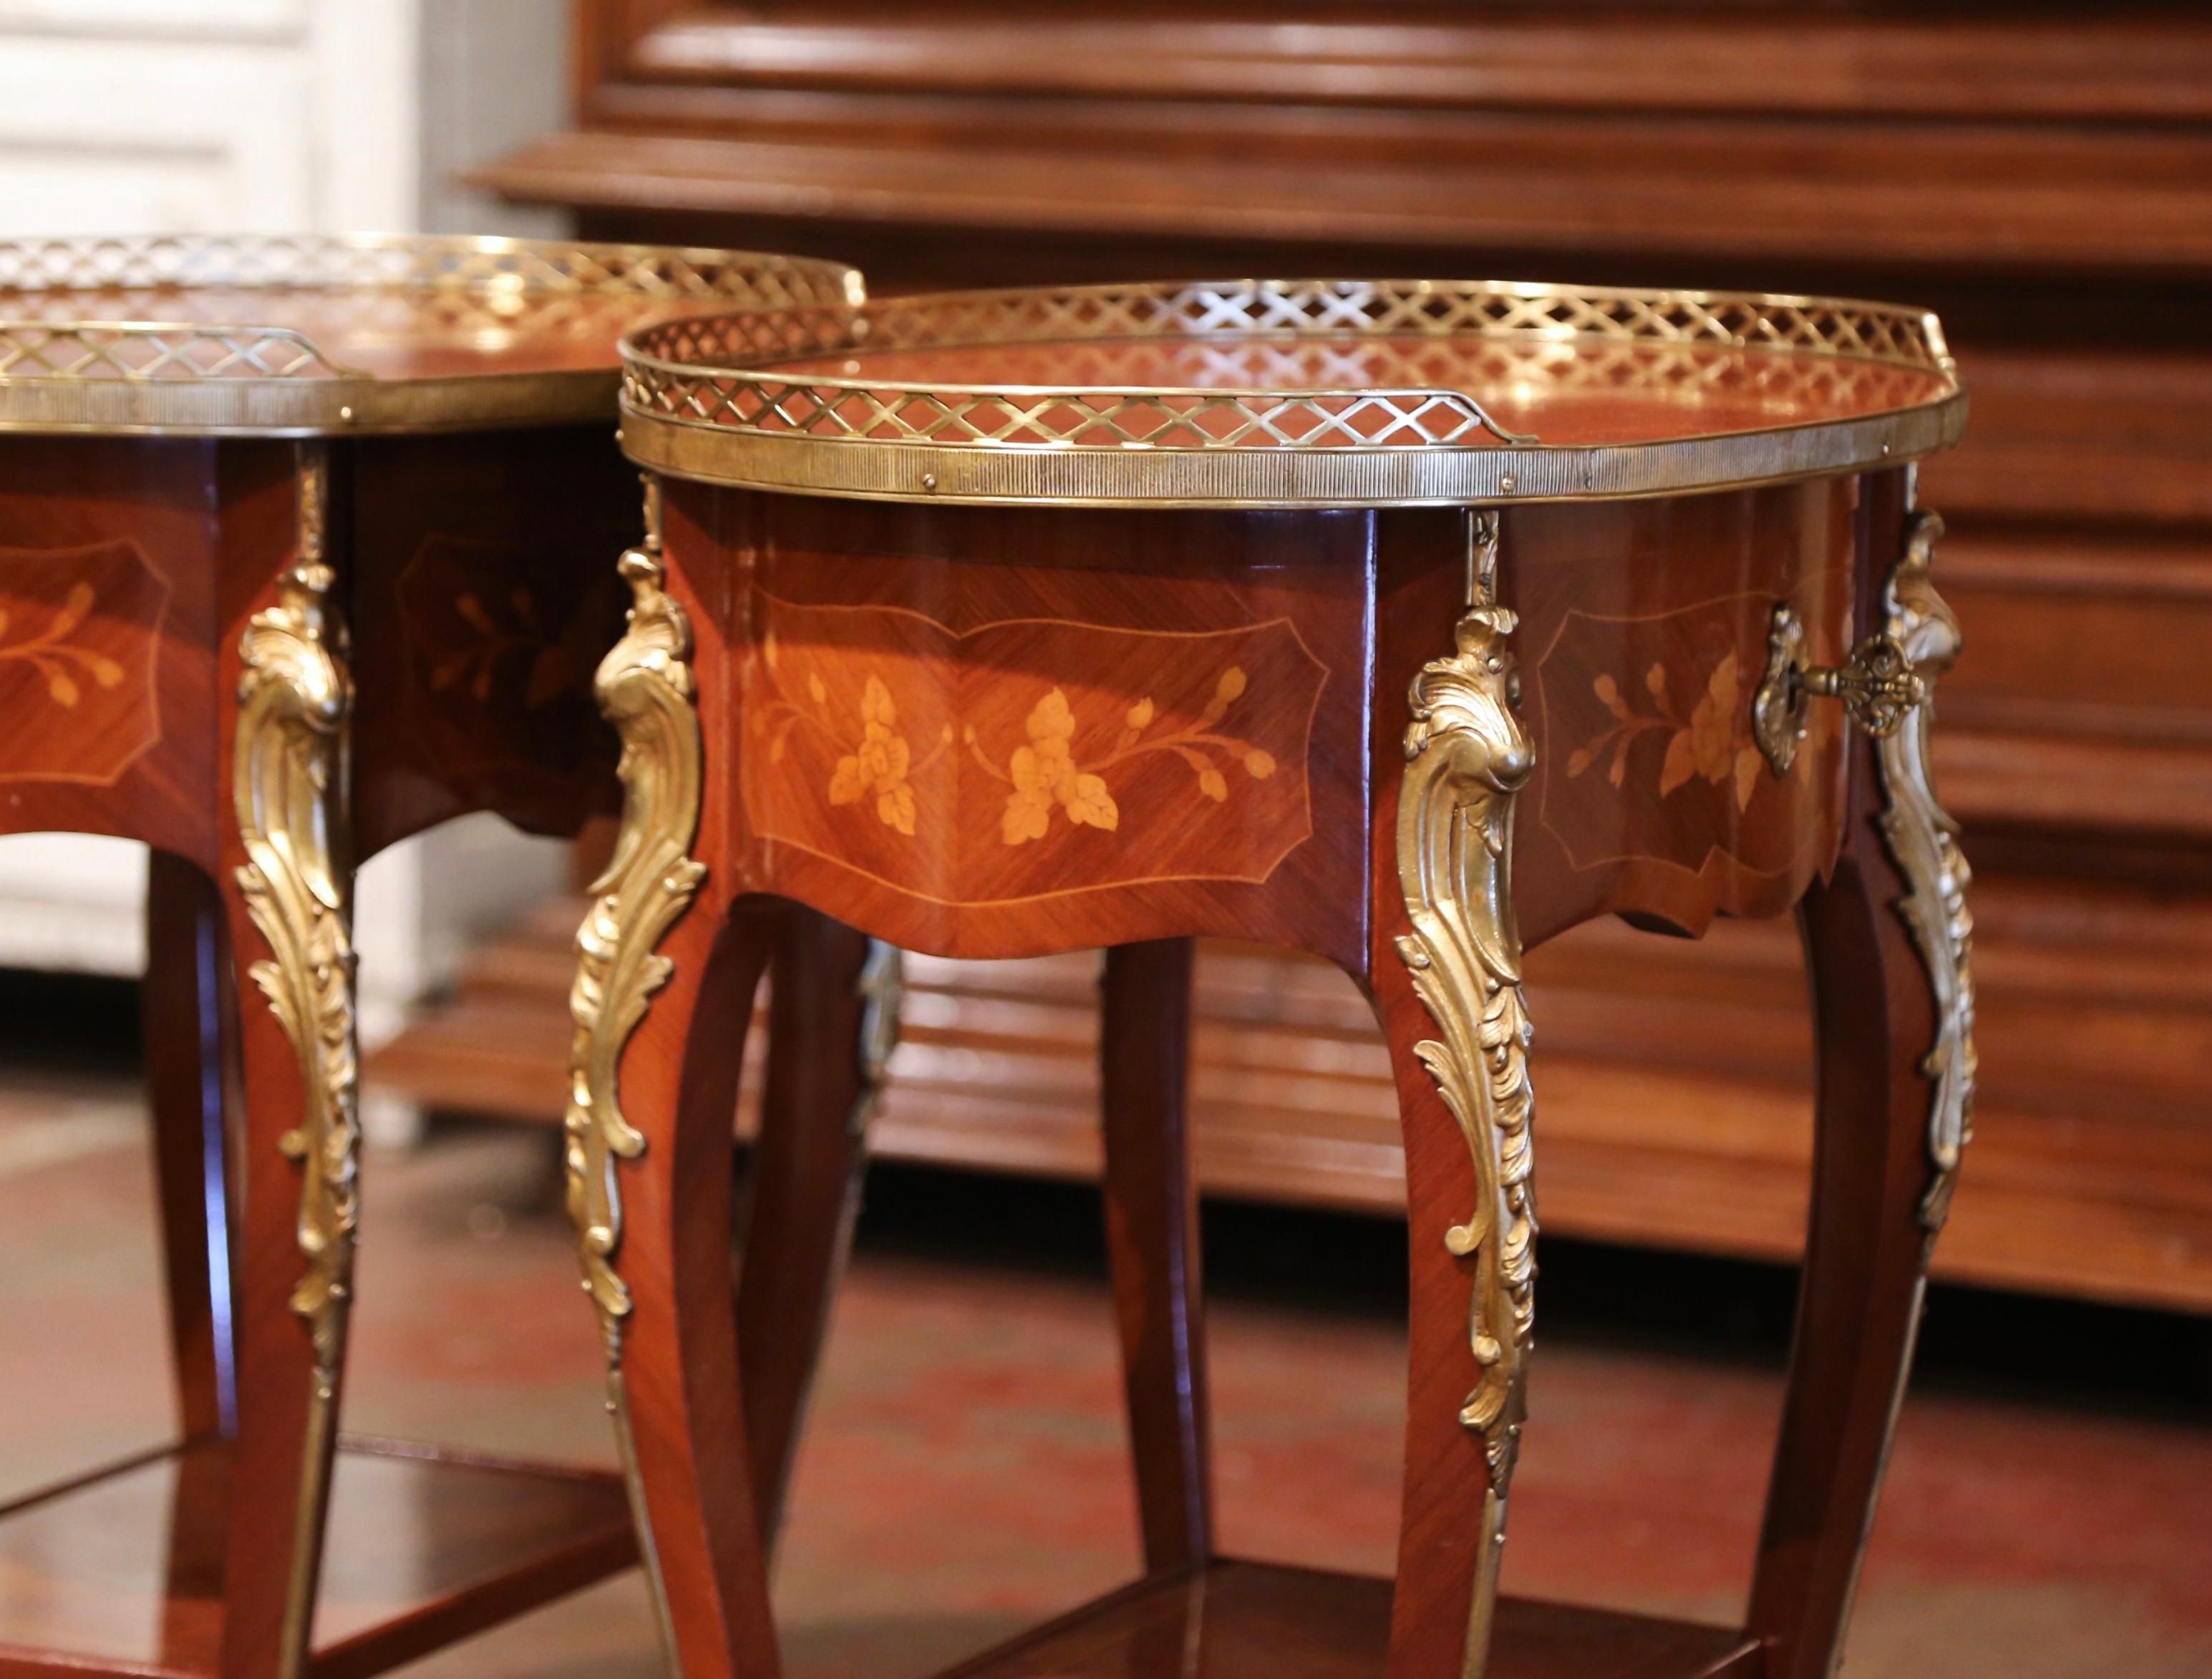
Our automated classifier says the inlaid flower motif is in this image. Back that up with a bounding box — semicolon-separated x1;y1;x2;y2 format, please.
1160;667;1277;802
0;582;125;708
1001;687;1120;843
828;675;918;836
430;585;596;709
760;643;1279;847
1569;654;1762;812
978;666;1274;845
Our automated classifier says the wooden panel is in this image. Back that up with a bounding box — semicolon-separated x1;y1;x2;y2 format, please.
593;6;2212;123
0;435;251;870
1504;485;1854;940
1926;525;2212;840
0;31;320;236
0;1439;634;1679
661;486;1862;960
691;492;1376;965
738;593;1326;900
930;1559;1757;1679
1928;351;2212;527
505;4;2212;274
0;538;170;787
482;116;2212;276
350;427;636;856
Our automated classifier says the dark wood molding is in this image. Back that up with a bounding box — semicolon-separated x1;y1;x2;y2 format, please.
480;115;2212;276
597;9;2212;123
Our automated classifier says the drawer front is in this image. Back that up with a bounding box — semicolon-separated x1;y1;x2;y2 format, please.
676;491;1376;965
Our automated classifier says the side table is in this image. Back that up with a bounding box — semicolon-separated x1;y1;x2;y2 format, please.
0;233;863;1679
579;279;1975;1679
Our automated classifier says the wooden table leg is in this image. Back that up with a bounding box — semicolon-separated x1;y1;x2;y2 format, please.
1099;936;1212;1575
1745;831;1937;1678
577;889;782;1679
145;848;238;1443
148;848;243;1668
218;518;361;1679
1747;495;1974;1679
1372;533;1538;1679
566;540;780;1679
737;908;900;1549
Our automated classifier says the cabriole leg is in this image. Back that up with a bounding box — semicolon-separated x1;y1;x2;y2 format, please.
1749;502;1976;1678
566;521;780;1679
218;445;359;1679
736;908;901;1549
1377;511;1536;1679
145;847;238;1443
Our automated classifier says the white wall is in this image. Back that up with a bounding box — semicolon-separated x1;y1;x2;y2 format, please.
418;0;572;238
0;1;417;233
0;0;577;1094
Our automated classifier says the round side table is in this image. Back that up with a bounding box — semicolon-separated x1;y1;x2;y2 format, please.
583;280;1974;1679
0;234;863;1679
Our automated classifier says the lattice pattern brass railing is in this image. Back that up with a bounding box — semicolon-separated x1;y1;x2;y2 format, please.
0;323;346;383
620;278;1956;454
0;233;860;306
0;235;863;386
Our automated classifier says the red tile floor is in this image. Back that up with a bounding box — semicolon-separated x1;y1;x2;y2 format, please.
3;1042;2211;1676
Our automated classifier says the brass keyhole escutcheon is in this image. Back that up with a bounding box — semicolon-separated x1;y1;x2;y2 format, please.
1754;603;1929;777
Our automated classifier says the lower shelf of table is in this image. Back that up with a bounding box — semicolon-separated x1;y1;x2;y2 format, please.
0;1435;636;1679
939;1560;1761;1679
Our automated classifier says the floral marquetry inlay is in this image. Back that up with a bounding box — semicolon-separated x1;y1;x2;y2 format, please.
762;662;940;837
1568;654;1766;813
980;669;1274;845
742;593;1325;906
0;539;170;784
994;686;1115;842
392;532;627;804
1530;590;1844;895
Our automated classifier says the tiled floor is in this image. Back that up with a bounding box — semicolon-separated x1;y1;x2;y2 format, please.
3;1074;2211;1678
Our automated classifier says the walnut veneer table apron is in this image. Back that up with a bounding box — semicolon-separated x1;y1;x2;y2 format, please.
576;279;1974;1679
0;233;863;1679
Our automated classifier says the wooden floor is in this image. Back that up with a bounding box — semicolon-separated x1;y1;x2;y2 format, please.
0;1437;634;1678
4;1098;2208;1678
940;1562;1759;1679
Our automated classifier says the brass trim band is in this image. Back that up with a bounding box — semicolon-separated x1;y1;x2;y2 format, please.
621;394;1965;510
0;366;630;439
